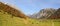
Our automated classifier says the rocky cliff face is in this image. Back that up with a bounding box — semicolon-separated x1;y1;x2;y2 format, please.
30;8;57;19
48;8;60;19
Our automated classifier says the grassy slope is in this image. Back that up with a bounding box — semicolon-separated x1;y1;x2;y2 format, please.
0;10;60;26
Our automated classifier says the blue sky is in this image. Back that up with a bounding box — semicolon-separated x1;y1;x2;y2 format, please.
0;0;60;15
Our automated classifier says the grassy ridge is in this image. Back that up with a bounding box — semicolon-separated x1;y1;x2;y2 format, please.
0;10;60;26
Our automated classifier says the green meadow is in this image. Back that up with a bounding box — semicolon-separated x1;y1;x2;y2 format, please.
0;10;60;26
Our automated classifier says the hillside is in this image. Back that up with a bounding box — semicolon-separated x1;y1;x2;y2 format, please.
0;2;29;19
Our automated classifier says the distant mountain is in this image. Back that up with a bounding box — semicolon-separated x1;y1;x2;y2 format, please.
30;8;57;19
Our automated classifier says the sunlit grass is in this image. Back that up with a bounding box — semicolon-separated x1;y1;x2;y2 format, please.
0;10;60;26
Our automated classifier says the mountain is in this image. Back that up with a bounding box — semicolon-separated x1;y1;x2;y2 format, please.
30;8;57;19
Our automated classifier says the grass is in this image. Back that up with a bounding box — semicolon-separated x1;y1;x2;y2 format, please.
0;10;60;26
